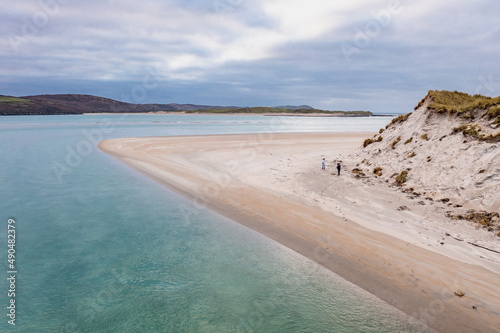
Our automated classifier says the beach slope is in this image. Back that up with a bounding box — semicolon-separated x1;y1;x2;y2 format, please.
99;132;500;333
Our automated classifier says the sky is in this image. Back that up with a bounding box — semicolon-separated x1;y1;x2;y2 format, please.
1;0;499;113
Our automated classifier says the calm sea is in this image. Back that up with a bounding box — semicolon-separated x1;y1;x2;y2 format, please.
0;114;431;332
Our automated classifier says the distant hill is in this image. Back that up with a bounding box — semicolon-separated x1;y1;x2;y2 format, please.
164;103;239;111
0;94;237;115
190;107;372;116
0;94;372;116
274;105;314;110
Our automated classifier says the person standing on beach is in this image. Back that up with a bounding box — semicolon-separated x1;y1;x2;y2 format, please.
322;158;326;170
336;162;341;175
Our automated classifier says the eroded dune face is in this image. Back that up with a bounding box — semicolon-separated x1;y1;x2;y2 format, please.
353;92;500;212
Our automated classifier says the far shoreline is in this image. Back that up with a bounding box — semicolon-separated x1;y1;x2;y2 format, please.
1;112;397;117
82;112;390;117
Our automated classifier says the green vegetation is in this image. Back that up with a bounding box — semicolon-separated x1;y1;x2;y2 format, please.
407;152;416;158
391;136;401;149
453;125;500;143
0;96;33;105
352;168;365;177
426;90;500;117
416;90;500;138
447;210;500;235
0;96;29;103
453;124;481;137
483;133;500;142
404;137;413;144
362;134;382;148
386;113;411;128
420;133;429;141
363;138;374;147
487;105;500;118
487;105;500;126
379;128;385;134
373;167;383;176
0;93;375;116
0;96;35;114
395;170;408;186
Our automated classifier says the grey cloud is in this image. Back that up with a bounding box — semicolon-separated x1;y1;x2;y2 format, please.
1;0;499;113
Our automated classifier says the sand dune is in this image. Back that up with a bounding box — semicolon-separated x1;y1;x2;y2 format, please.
357;96;500;213
99;132;500;333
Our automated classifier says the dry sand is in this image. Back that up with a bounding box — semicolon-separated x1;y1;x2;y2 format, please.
99;132;500;333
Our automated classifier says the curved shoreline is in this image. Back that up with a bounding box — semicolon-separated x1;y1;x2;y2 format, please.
99;132;500;333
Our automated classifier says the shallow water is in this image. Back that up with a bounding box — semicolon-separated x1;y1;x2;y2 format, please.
0;114;431;332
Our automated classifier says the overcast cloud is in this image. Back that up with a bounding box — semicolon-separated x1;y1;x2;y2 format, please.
1;0;499;113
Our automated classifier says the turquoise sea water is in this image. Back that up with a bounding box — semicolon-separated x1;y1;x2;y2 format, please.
0;114;431;332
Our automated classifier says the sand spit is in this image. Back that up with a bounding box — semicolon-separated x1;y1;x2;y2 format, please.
99;132;500;333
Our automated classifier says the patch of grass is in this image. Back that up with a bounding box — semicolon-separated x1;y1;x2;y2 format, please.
373;167;383;176
447;210;500;233
488;106;500;126
395;170;408;186
0;96;29;103
453;124;500;142
0;95;33;106
404;137;413;144
376;135;383;142
453;124;481;137
379;128;385;134
407;152;416;158
352;168;365;177
414;96;428;110
427;90;500;117
363;138;374;147
486;105;500;118
391;136;401;149
420;133;429;141
482;132;500;143
386;113;411;129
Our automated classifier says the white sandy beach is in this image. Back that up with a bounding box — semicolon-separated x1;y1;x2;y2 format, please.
99;132;500;333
